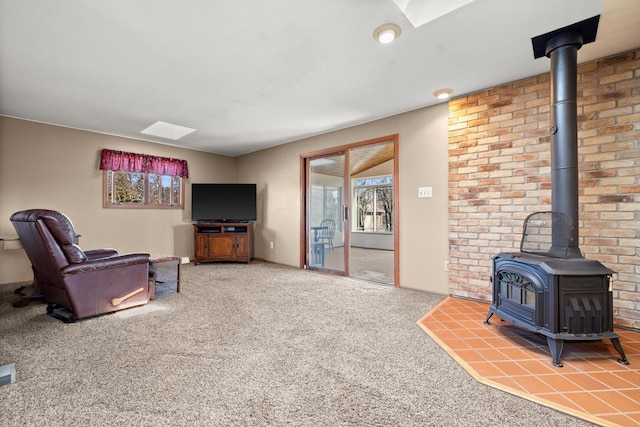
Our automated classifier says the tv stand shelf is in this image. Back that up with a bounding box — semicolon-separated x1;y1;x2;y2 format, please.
193;222;253;265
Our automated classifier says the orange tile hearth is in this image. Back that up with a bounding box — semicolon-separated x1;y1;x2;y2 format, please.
418;297;640;427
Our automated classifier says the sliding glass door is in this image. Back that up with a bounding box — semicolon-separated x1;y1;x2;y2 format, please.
307;153;347;274
301;134;398;286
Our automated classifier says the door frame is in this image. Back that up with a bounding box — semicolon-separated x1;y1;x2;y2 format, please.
299;134;400;286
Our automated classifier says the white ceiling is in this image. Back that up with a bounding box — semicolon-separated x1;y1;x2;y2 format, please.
1;0;639;157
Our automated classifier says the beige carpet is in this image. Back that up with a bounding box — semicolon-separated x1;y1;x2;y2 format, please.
323;247;395;286
0;262;593;426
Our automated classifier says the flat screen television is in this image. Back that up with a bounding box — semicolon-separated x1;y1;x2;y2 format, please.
191;183;257;223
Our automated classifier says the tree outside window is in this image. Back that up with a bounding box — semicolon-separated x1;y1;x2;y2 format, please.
105;171;183;208
353;176;392;232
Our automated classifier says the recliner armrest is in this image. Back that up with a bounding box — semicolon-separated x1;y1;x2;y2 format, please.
61;253;150;276
84;249;119;260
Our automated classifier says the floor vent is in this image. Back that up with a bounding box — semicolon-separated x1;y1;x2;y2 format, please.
0;363;16;386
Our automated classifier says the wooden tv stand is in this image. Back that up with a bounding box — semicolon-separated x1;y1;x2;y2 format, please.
193;223;253;265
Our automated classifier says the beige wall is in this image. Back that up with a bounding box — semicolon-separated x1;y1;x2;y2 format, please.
0;116;235;284
235;103;450;294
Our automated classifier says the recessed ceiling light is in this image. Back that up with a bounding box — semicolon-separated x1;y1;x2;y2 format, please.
433;88;453;100
141;121;196;141
373;23;401;44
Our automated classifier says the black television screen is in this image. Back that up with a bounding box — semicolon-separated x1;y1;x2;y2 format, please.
191;183;257;223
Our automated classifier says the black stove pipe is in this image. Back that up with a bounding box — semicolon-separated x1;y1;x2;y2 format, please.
546;31;583;258
532;16;600;259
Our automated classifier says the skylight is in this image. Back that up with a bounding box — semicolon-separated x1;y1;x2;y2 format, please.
141;121;196;141
391;0;476;28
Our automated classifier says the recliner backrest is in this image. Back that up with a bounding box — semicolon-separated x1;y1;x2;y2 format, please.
36;210;87;264
10;209;86;289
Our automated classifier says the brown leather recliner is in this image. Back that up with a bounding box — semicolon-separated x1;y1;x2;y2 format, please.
10;209;154;322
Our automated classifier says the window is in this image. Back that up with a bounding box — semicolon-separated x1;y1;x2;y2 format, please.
353;175;393;232
100;149;187;209
104;171;183;208
311;185;342;230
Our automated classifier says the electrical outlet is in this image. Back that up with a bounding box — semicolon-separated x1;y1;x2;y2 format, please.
270;241;274;250
418;186;432;198
444;261;450;272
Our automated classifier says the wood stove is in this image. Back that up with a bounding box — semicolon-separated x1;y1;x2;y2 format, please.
484;17;629;368
486;211;627;367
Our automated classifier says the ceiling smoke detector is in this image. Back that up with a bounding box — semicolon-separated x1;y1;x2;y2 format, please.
373;23;401;44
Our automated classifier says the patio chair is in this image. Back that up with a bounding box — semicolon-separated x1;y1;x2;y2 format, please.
318;219;336;251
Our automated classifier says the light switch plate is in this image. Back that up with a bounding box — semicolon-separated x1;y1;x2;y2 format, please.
418;186;432;198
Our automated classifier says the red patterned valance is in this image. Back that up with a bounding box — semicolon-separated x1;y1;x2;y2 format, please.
99;149;188;177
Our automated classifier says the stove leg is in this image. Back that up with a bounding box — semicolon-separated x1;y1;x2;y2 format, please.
546;337;564;367
484;308;494;325
610;338;630;365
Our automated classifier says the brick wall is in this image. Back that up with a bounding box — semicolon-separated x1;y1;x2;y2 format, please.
448;49;640;329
